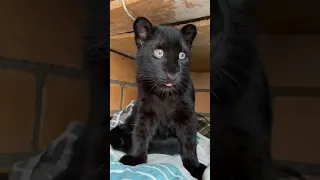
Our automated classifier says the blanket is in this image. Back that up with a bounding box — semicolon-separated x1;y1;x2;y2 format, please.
8;101;210;180
110;100;211;180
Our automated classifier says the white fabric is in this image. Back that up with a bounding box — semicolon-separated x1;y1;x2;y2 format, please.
110;129;210;180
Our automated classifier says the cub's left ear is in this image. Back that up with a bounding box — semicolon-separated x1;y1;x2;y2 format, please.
181;24;197;47
133;17;153;47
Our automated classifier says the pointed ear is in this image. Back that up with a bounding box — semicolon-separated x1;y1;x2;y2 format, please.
133;17;153;47
181;24;197;47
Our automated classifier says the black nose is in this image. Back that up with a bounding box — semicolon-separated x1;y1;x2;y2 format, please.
166;73;179;81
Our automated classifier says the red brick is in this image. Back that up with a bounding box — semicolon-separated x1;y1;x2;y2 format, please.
0;70;35;153
195;92;210;113
191;72;210;89
122;86;138;108
0;166;11;173
110;84;121;110
110;52;136;83
0;0;86;68
259;35;320;86
40;76;90;148
272;97;320;164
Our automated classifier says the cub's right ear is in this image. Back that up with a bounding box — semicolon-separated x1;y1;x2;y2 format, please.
133;17;153;47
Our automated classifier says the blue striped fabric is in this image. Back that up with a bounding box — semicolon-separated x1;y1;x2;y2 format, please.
110;155;187;180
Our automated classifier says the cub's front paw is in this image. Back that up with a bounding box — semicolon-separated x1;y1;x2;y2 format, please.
119;155;145;166
187;163;207;180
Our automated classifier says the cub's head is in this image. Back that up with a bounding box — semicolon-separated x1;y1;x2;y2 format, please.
133;17;197;95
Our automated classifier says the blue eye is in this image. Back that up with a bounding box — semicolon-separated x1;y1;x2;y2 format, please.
154;49;164;58
179;52;186;60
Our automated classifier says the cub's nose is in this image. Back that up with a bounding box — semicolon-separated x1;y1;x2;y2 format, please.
166;73;179;81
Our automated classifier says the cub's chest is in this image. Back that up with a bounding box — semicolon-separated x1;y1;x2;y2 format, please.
142;96;183;115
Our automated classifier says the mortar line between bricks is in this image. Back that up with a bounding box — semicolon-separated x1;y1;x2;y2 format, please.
119;85;124;110
275;160;320;176
110;49;135;60
271;86;320;97
32;73;46;152
0;57;86;79
110;79;136;86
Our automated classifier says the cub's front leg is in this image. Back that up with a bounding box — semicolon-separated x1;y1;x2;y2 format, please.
119;113;156;166
176;114;207;180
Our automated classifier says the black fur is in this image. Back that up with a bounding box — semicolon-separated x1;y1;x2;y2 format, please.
110;124;182;155
110;17;206;179
211;0;277;179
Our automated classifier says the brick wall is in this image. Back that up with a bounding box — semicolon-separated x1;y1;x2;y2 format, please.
259;34;320;164
0;0;89;171
0;62;90;169
110;51;210;117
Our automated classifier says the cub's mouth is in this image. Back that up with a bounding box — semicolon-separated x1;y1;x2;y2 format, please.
165;73;179;87
165;82;173;87
165;78;178;87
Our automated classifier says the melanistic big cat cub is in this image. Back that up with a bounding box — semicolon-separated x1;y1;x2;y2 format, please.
211;0;277;179
110;17;206;179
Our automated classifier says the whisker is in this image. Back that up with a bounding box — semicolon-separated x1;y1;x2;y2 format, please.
225;61;251;75
148;83;158;93
211;90;220;100
218;67;239;85
176;82;185;91
215;71;222;82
